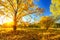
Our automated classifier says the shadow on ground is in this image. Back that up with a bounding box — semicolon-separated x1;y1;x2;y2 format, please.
0;29;60;40
0;30;41;40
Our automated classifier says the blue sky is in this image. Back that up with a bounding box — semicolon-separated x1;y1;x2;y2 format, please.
23;0;51;23
34;0;51;16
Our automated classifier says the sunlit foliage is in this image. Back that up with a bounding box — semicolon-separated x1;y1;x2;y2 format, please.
40;16;54;29
0;0;43;30
50;0;60;17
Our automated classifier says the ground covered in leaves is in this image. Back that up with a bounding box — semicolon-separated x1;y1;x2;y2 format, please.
0;28;60;40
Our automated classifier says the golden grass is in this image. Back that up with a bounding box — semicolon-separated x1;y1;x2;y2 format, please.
0;27;60;40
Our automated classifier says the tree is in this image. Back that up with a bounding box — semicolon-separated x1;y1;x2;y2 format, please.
0;0;43;30
40;16;54;30
50;0;60;20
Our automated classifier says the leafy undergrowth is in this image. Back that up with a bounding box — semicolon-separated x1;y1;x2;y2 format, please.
0;28;60;40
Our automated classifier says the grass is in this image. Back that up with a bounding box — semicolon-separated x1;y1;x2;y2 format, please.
0;27;60;40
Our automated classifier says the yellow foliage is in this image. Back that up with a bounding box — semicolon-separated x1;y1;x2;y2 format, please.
40;16;54;29
27;0;33;5
0;10;4;15
40;16;50;21
0;0;43;28
50;0;60;17
20;3;28;10
21;22;29;27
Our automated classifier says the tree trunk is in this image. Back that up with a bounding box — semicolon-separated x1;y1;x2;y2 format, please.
13;17;17;30
13;25;16;30
13;11;17;30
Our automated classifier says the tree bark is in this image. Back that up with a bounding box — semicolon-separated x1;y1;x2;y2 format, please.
13;11;17;30
13;16;16;30
13;25;16;30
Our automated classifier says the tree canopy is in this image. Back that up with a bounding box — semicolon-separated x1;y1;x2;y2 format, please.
40;16;54;29
50;0;60;18
0;0;44;30
50;0;60;24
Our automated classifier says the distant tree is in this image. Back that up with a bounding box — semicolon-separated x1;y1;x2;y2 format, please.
20;22;30;28
40;16;54;30
0;0;44;30
28;23;40;28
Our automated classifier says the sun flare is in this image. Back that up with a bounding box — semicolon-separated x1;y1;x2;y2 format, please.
0;15;14;27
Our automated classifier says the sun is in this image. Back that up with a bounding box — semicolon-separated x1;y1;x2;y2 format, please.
0;15;14;27
2;21;14;28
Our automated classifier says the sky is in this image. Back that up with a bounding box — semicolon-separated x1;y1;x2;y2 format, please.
34;0;51;16
23;0;51;23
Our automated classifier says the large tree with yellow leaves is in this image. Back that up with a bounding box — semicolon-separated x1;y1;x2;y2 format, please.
50;0;60;20
0;0;43;30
